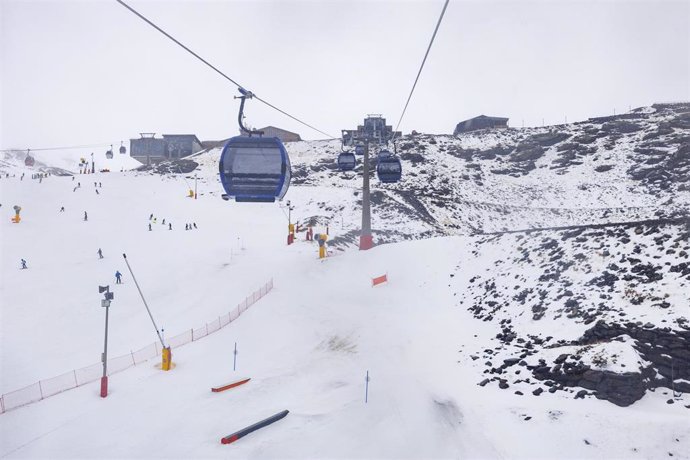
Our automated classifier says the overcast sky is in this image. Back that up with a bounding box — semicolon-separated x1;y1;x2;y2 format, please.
1;0;688;151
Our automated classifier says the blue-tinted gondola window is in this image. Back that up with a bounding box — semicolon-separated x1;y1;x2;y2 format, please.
378;162;401;172
225;147;282;175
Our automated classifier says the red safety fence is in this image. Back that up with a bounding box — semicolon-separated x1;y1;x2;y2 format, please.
0;278;274;415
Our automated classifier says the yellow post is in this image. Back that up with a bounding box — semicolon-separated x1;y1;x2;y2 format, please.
161;346;172;371
318;234;328;259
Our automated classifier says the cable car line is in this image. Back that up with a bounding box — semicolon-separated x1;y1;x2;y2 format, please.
114;0;336;140
391;0;450;141
0;142;120;153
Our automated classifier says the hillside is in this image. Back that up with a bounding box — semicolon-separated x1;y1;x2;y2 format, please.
0;105;689;458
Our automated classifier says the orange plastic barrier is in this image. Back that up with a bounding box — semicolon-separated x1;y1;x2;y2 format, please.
212;378;251;393
372;274;388;287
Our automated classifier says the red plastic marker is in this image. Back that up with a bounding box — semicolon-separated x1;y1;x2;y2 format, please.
211;378;250;393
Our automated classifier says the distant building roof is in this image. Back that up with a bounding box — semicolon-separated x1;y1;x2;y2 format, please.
454;115;509;134
162;134;203;145
458;115;509;124
241;126;302;142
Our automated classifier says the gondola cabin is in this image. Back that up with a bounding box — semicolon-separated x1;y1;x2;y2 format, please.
106;149;114;159
119;144;127;154
219;136;291;202
25;155;35;167
337;151;356;171
376;151;402;183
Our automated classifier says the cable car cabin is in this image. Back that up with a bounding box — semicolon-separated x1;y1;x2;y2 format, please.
25;155;35;167
106;150;114;159
119;145;127;154
337;151;356;171
219;136;291;202
376;154;402;183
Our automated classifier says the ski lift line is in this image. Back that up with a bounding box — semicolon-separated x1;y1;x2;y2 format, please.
253;95;337;139
391;0;450;142
114;0;336;140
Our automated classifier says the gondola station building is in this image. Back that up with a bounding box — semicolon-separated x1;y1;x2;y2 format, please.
453;115;509;134
130;133;204;164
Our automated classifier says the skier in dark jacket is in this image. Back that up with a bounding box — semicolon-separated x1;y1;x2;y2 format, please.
20;259;27;269
115;271;122;284
97;248;103;259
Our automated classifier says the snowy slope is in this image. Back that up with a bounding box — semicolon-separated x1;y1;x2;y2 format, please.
1;104;689;458
1;147;142;177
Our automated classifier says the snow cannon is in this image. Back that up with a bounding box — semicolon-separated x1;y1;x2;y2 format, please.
11;205;21;223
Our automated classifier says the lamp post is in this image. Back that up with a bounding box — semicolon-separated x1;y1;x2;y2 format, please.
98;285;114;398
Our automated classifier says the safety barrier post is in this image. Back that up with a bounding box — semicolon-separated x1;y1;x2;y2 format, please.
161;347;172;371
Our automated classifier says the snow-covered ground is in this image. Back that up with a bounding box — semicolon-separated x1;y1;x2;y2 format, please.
1;105;689;458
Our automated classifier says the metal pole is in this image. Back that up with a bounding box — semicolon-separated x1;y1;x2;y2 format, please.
233;342;237;371
359;139;373;250
100;302;110;397
194;174;197;200
103;303;109;378
365;370;370;403
122;253;166;347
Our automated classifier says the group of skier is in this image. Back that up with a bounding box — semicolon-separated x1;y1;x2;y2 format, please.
147;214;197;232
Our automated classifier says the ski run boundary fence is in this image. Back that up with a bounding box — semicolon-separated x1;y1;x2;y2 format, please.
0;279;274;415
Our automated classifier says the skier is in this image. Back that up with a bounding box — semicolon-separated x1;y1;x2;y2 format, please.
72;176;75;181
193;223;197;229
97;248;103;259
185;224;189;231
95;189;100;195
115;271;122;284
168;223;172;230
20;259;27;269
149;213;153;220
162;218;165;225
148;223;152;231
99;182;102;188
84;211;88;221
59;206;65;212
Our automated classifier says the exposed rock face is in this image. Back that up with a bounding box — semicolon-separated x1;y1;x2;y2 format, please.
458;219;689;407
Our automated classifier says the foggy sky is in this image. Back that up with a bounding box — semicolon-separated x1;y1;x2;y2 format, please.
1;0;688;152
